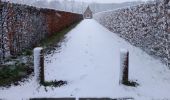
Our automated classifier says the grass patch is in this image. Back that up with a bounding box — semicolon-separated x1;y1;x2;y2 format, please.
0;63;33;87
0;21;80;87
22;49;33;56
40;22;79;48
123;80;139;87
42;80;67;87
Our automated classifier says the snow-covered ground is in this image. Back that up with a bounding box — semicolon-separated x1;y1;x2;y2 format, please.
1;19;170;100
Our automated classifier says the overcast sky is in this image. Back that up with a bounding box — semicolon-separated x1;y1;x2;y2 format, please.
48;0;148;3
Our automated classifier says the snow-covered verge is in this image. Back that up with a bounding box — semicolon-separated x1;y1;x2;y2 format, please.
94;0;170;68
1;19;170;100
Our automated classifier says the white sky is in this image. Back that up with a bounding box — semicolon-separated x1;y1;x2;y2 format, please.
48;0;148;3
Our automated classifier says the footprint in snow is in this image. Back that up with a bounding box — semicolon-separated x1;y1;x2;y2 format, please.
80;74;88;80
70;88;80;96
89;59;94;63
85;51;89;54
84;64;88;67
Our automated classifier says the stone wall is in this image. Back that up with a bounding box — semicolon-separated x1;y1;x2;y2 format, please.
0;1;83;63
94;0;170;68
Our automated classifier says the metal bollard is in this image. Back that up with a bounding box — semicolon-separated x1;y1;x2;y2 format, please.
119;49;129;85
34;47;44;84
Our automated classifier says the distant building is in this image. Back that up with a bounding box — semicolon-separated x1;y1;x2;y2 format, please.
83;6;93;19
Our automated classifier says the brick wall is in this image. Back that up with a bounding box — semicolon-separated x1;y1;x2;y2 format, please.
94;0;170;68
0;1;83;63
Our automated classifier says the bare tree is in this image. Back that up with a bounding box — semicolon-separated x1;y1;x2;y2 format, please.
81;2;85;14
49;0;61;10
71;0;75;12
63;0;68;11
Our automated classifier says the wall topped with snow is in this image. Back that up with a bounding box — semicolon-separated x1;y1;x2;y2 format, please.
94;0;170;68
0;1;83;63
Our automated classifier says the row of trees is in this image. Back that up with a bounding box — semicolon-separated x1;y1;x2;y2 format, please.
2;0;88;14
2;0;143;14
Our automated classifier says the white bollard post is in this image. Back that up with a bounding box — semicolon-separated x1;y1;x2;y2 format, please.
119;49;129;85
34;47;44;84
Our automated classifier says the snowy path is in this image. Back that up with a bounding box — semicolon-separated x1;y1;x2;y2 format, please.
1;19;170;100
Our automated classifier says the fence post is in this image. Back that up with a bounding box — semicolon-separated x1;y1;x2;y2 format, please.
34;47;45;84
119;49;129;85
